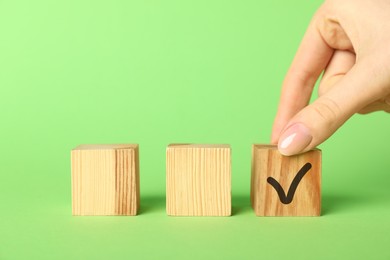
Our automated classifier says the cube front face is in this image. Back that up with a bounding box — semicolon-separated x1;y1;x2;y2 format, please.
71;144;139;216
166;144;231;216
251;145;321;216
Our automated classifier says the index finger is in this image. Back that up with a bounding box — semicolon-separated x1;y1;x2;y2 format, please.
271;15;333;143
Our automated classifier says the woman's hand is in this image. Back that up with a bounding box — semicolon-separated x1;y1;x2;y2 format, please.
271;0;390;156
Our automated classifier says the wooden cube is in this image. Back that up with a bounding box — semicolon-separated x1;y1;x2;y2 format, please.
251;144;321;216
166;144;231;216
71;144;140;216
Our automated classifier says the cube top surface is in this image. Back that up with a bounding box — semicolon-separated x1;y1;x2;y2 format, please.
253;144;321;153
72;144;138;151
167;144;230;149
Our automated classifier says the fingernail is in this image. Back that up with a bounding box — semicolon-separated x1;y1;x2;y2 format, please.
278;123;312;156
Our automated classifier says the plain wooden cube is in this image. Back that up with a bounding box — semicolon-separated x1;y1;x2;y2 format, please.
166;144;231;216
71;144;140;216
251;144;321;216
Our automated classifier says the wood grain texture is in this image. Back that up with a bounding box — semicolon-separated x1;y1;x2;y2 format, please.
251;144;321;216
166;144;231;216
71;144;139;216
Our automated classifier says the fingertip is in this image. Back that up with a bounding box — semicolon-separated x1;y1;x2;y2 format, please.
277;123;313;156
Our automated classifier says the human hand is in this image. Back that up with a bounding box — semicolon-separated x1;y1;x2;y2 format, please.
271;0;390;156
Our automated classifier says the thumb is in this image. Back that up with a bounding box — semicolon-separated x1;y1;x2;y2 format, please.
277;62;387;156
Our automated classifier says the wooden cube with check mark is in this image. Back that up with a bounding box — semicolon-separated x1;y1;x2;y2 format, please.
251;144;321;216
166;144;231;216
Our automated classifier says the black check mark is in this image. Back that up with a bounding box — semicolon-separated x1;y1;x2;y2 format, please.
267;163;312;204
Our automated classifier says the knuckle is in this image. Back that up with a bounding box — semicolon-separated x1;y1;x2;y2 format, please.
312;97;342;124
287;67;316;87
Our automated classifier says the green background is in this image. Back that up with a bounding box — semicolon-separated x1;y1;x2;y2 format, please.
1;0;390;259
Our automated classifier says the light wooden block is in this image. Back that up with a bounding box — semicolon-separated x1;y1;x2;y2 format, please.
251;144;321;216
166;144;231;216
71;144;140;216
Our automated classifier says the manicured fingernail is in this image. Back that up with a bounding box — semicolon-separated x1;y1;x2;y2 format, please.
278;123;312;156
